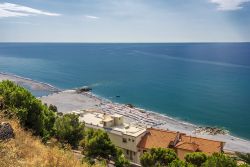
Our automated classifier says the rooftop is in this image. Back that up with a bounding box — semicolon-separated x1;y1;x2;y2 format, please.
138;128;224;154
78;111;146;137
180;135;224;154
175;142;199;152
138;128;179;149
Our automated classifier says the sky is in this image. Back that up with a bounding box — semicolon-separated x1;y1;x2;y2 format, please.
0;0;250;42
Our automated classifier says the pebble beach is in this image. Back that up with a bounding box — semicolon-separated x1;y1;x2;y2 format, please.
1;72;250;153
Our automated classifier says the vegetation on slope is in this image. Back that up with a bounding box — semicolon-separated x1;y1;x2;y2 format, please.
54;113;84;148
83;128;129;167
0;80;56;140
0;80;129;166
0;114;102;167
140;148;250;167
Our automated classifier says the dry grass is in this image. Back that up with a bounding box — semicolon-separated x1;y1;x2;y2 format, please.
0;115;102;167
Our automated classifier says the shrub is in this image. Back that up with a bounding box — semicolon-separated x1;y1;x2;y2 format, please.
84;129;129;166
0;80;56;139
84;129;117;159
49;104;58;112
236;152;250;165
185;152;207;167
140;148;177;167
169;159;195;167
54;113;84;148
114;148;130;167
202;153;237;167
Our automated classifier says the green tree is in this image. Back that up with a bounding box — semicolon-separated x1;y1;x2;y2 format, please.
169;159;195;167
49;104;58;112
114;148;130;167
185;152;207;167
84;129;129;167
236;152;250;165
84;129;117;159
202;153;237;167
54;113;84;148
0;80;56;139
140;148;177;167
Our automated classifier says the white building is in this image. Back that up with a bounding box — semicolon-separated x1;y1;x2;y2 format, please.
78;111;147;164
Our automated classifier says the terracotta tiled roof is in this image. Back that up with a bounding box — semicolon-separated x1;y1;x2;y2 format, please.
137;128;179;149
180;135;224;154
138;128;224;155
175;142;199;152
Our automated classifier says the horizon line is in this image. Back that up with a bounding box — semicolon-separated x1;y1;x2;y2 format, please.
0;41;250;44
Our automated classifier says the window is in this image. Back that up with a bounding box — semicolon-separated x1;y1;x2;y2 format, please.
122;138;127;143
126;150;129;155
132;139;135;142
128;138;131;141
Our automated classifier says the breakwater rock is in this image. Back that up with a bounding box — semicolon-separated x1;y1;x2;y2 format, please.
194;126;228;135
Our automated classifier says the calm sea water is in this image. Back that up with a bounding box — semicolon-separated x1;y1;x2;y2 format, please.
0;43;249;139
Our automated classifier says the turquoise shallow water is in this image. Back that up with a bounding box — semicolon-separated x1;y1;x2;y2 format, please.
0;43;249;139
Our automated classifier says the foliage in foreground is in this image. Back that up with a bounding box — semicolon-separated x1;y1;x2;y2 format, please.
185;152;207;166
140;147;177;167
0;80;56;139
0;80;85;148
0;115;102;167
83;128;129;167
169;159;194;167
236;152;250;165
140;148;249;167
54;113;84;148
0;80;129;166
202;153;237;167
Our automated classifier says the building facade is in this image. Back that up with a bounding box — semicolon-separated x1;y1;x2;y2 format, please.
74;110;225;165
78;111;147;164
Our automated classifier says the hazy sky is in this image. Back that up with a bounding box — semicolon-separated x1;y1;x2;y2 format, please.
0;0;250;42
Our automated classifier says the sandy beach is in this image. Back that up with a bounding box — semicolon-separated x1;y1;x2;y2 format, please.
1;73;250;153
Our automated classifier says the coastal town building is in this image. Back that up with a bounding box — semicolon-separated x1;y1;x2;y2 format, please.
74;110;225;165
76;111;147;164
137;128;225;160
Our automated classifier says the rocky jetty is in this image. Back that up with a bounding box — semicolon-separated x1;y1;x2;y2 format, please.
76;87;92;93
194;126;228;135
0;122;15;140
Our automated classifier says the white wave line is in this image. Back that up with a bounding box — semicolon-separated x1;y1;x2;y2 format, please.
134;50;250;69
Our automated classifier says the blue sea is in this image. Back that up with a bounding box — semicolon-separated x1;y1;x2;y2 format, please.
0;43;249;139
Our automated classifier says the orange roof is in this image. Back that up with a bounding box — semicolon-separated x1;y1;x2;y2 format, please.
137;128;179;149
175;142;199;152
138;128;224;155
180;135;224;154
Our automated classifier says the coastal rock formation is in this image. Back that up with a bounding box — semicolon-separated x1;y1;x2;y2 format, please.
126;103;135;108
194;127;228;135
76;87;92;93
0;122;15;140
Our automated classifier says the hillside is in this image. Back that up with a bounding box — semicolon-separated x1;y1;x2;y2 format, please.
0;114;102;167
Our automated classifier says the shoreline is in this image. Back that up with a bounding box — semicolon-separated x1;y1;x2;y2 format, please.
0;72;60;93
1;72;250;153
